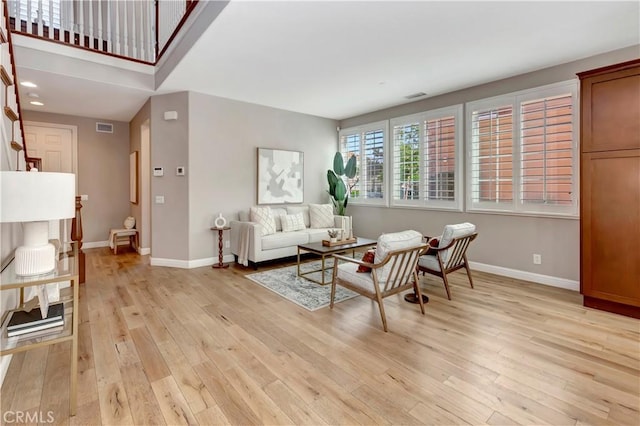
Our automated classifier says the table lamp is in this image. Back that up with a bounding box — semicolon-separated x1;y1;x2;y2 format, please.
0;170;76;276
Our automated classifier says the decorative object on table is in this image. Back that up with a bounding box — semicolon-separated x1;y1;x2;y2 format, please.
327;229;338;242
124;216;135;229
211;226;231;268
0;170;75;277
327;152;357;215
245;260;358;311
257;148;304;204
6;302;65;337
214;213;227;229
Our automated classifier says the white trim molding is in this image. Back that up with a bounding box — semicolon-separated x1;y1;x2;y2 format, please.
150;254;235;269
469;261;579;291
83;240;109;249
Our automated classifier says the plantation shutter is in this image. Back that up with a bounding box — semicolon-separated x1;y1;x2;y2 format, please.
424;116;456;201
470;105;514;206
520;93;573;206
392;122;421;201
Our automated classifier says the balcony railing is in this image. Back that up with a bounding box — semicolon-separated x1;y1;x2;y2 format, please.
7;0;197;63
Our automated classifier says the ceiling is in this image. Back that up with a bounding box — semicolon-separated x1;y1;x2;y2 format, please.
15;1;640;122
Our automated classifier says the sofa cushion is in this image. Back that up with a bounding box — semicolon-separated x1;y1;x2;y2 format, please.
272;207;287;231
281;212;306;232
262;231;308;250
250;206;277;236
374;230;423;283
309;204;334;228
286;205;310;227
306;228;330;243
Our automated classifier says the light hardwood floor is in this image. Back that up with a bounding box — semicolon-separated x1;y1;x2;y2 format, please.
1;247;639;425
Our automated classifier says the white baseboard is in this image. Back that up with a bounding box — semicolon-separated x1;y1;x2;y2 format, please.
150;254;235;269
469;261;579;291
83;240;109;249
138;247;151;255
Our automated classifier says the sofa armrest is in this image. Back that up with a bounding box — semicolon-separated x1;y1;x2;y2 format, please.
230;220;262;256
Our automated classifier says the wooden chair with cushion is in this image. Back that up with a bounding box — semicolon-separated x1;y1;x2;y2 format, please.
330;230;428;332
416;222;477;300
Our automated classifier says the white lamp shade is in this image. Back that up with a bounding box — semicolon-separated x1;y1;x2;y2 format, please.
0;171;76;223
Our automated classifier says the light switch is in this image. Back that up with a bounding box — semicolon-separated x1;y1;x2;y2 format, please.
155;195;165;204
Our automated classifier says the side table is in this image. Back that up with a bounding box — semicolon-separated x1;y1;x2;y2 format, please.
210;226;230;268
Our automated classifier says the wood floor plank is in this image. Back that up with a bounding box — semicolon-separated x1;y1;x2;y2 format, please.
2;248;638;425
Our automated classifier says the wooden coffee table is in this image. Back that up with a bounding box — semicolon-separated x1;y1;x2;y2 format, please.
297;237;377;285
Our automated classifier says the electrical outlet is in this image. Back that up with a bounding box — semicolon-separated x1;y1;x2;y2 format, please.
533;254;542;265
224;240;230;248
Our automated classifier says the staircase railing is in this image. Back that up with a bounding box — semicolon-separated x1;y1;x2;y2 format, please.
7;0;198;64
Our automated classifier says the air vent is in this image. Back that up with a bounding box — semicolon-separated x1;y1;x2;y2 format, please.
405;92;427;100
96;122;114;133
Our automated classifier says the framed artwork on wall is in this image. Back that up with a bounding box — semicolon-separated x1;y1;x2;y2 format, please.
257;148;304;204
130;151;138;204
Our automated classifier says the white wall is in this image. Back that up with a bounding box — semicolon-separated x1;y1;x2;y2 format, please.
187;92;338;263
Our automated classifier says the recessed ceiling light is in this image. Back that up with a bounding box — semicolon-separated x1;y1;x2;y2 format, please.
27;92;39;98
29;101;44;106
21;81;38;88
405;92;427;100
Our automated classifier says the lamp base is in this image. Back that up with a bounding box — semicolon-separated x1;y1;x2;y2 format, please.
15;243;56;276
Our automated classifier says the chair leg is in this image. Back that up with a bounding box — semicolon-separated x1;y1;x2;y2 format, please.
330;281;336;309
414;274;425;314
441;273;452;300
464;258;474;289
376;294;388;332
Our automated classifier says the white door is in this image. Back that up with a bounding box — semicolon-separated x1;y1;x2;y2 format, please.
24;123;77;174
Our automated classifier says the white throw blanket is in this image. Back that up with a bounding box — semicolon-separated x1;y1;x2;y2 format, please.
236;222;251;267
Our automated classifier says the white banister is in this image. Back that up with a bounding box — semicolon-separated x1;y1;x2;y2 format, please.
8;0;192;63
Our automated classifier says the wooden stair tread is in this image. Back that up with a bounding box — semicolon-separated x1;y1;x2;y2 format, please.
0;27;7;44
4;105;18;121
10;140;22;151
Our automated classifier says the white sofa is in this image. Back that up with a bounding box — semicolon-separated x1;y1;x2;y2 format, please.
230;204;345;267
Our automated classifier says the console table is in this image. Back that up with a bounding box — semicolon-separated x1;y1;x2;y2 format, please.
0;243;79;416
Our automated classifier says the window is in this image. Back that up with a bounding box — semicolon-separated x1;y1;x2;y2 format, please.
390;105;463;210
338;121;387;205
467;81;578;216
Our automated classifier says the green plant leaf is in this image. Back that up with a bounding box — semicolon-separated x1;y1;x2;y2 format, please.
334;179;346;201
344;155;357;179
327;170;339;196
333;152;344;176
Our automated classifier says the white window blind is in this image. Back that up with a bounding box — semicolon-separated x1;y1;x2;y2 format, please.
338;121;387;205
391;105;463;210
520;94;573;207
467;80;578;216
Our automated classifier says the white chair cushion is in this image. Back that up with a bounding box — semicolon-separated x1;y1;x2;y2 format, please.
417;254;441;272
309;204;334;228
286;205;310;227
337;262;378;292
281;212;306;232
374;230;423;283
250;206;277;236
439;222;476;262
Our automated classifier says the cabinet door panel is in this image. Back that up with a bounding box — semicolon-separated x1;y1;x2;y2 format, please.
581;66;640;153
581;150;640;306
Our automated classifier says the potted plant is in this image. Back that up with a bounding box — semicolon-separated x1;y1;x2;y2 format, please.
327;152;357;216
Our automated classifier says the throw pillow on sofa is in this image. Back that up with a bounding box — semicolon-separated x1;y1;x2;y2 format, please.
250;206;277;236
309;204;334;228
281;212;306;232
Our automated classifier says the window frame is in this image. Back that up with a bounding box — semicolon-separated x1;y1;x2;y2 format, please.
465;80;579;217
390;105;464;211
338;120;388;207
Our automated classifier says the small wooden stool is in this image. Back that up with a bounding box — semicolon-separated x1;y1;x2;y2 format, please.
109;229;139;254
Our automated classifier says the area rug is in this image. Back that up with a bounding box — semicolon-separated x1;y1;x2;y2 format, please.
245;259;359;311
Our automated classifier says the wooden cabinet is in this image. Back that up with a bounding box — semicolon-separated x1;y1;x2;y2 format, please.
578;59;640;318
